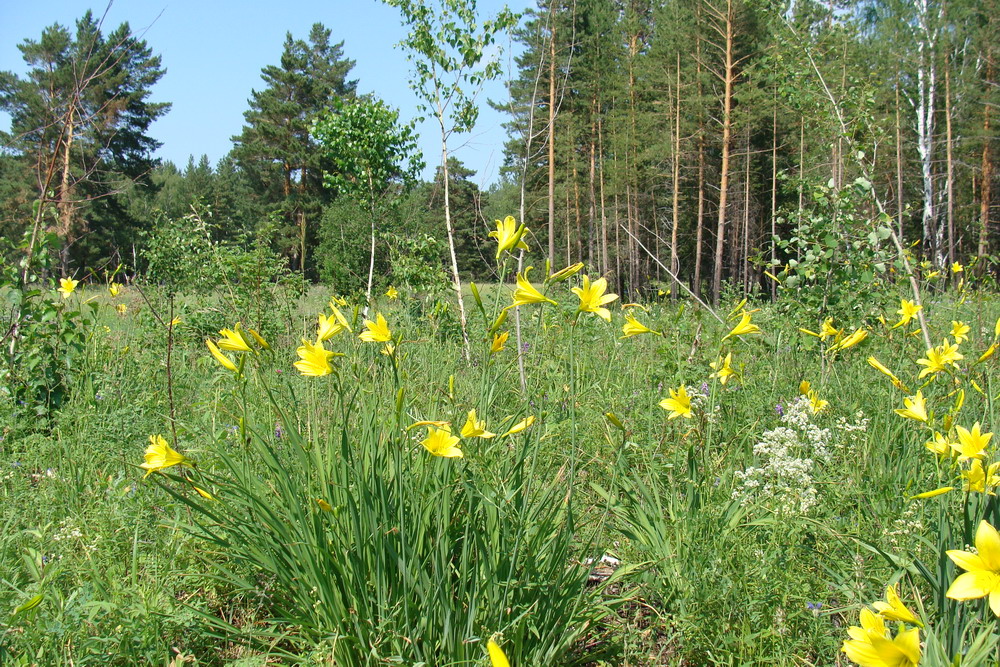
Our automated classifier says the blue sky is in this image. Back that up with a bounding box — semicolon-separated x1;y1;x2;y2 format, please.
0;0;529;187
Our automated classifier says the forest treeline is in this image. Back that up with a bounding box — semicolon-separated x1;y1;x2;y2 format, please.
0;0;997;302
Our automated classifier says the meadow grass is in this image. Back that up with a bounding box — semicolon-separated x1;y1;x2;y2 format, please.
1;277;999;665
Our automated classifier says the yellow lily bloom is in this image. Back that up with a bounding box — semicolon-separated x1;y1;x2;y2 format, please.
461;409;495;439
799;380;811;395
386;286;399;300
247;328;269;350
421;426;463;458
951;423;993;461
947;520;1000;615
916;339;963;378
980;343;998;363
925;431;955;458
218;324;253;352
723;312;761;341
951;261;964;273
510;267;556;307
710;353;737;385
58;277;79;298
807;390;829;414
828;328;868;353
491;331;509;355
572;275;618;322
503;415;535;436
293;339;335;377
951;321;970;344
108;282;122;297
317;312;346;342
892;300;921;329
206;340;238;372
622;313;660;338
488;215;529;259
842;607;921;667
659;385;693;420
140;435;191;478
873;586;922;627
895;391;928;422
548;261;584;283
487;639;510;667
359;313;392;343
963;459;1000;495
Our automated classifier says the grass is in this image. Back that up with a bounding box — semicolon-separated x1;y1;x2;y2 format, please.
1;278;999;665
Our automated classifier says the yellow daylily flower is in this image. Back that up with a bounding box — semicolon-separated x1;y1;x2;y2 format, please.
359;313;392;343
548;261;584;283
799;380;811;395
329;305;352;332
710;353;737;385
723;312;761;341
491;331;509;354
828;328;868;353
488;215;529;259
951;423;993;461
487;639;511;667
873;586;922;627
330;295;348;307
867;356;907;391
979;343;998;363
218;324;253;352
925;270;941;280
963;459;1000;495
659;385;693;420
386;286;399;300
895;391;928;423
421;426;463;458
461;409;495;439
140;435;191;478
294;339;335;377
206;339;239;372
951;261;964;273
247;328;269;350
951;321;970;344
807;390;829;414
892;300;922;329
108;282;122;297
622;313;660;338
917;339;963;378
925;432;955;458
58;277;79;298
317;312;346;342
510;267;557;307
503;416;535;436
946;520;1000;615
842;607;921;667
571;275;618;322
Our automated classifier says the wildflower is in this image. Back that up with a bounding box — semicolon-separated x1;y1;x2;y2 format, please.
218;324;253;352
925;270;940;280
491;331;509;354
952;261;964;273
489;215;529;259
710;353;737;385
329;305;352;332
503;415;535;436
980;343;998;363
331;295;348;307
874;586;922;627
572;275;618;322
894;391;928;423
115;303;128;315
828;328;868;353
946;519;1000;615
799;380;811;395
622;313;660;338
893;300;922;329
294;339;335;377
548;261;584;283
140;435;191;478
801;317;841;340
951;423;993;461
359;313;392;343
867;356;906;391
724;312;761;340
461;410;495;439
247;328;269;349
659;385;693;420
963;459;1000;495
421;426;463;458
917;339;963;378
193;486;215;501
951;321;970;344
996;316;1000;339
807;390;829;414
925;432;954;458
108;282;122;297
316;498;334;511
842;607;921;667
58;277;79;298
206;340;239;372
386;286;399;300
317;312;346;342
487;639;510;667
510;267;556;307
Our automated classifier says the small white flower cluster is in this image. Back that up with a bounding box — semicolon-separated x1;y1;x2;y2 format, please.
835;410;870;449
733;425;819;515
886;506;925;549
52;519;83;543
781;396;834;462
